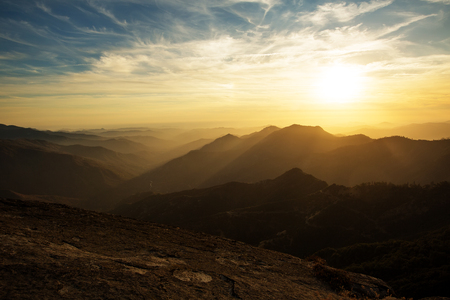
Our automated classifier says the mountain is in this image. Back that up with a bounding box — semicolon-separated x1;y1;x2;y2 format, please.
113;170;450;255
0;124;69;142
0;139;126;200
87;126;280;211
113;168;327;227
303;136;450;186
1;197;404;300
112;169;450;299
56;137;151;154
58;144;157;176
0;124;152;154
344;121;450;140
202;125;372;187
204;127;450;188
173;126;264;144
156;138;214;161
93;124;450;211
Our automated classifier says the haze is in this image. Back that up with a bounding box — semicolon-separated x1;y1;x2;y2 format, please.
1;0;450;130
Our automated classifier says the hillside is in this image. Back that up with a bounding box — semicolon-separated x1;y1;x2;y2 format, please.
0;198;401;300
113;170;450;255
315;226;450;298
113;168;327;226
113;169;450;299
0;139;126;200
59;144;157;177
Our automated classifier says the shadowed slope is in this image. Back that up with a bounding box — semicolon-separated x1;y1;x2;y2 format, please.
113;169;450;299
0;139;126;199
0;198;399;300
113;168;328;225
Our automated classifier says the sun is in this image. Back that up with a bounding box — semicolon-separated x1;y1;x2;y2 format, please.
315;64;365;104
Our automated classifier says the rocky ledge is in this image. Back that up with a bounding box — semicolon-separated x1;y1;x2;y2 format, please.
0;198;412;299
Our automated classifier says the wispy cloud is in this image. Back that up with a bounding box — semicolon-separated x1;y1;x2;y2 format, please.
86;0;129;28
299;0;394;25
36;2;70;22
422;0;450;4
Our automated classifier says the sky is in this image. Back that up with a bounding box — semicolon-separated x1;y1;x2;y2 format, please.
1;0;449;130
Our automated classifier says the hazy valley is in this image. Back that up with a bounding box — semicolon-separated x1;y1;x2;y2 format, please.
1;122;450;299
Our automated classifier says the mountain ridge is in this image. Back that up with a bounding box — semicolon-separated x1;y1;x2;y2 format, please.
0;139;127;200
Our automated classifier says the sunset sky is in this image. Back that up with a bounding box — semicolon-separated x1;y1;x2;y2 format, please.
1;0;449;130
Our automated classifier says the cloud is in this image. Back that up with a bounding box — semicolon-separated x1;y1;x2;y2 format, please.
36;2;70;22
422;0;450;4
86;0;128;28
376;13;438;38
299;0;394;25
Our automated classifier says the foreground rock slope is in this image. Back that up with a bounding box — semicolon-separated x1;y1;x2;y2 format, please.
1;198;400;300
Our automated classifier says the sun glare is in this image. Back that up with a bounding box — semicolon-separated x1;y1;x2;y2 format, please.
315;64;365;104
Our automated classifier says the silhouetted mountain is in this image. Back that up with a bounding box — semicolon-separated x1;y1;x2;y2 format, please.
303;136;450;186
114;171;450;254
49;130;103;140
88;126;280;211
1;197;402;300
0;124;153;154
96;124;450;211
113;168;327;226
56;137;151;154
0;139;126;199
173;126;263;144
156;138;213;161
205;128;450;188
119;135;178;151
202;125;372;187
345;121;450;140
0;124;68;142
59;144;157;176
88;129;158;137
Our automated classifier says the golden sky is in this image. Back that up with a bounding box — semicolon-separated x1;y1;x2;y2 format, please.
1;0;449;130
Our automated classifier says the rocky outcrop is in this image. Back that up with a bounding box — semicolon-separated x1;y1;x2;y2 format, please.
1;198;400;300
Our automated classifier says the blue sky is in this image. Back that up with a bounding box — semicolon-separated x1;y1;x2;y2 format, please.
1;0;449;129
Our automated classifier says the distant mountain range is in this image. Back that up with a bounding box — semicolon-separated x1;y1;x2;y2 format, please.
342;121;450;140
86;126;280;210
2;123;450;211
0;124;218;205
90;124;450;211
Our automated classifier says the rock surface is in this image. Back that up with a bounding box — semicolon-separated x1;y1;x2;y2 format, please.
1;198;401;299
